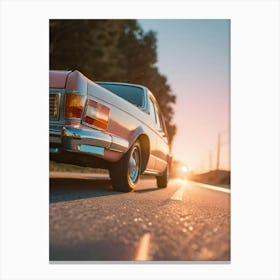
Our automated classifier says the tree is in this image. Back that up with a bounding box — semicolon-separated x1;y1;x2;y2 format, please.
117;21;176;144
50;20;126;81
50;19;176;144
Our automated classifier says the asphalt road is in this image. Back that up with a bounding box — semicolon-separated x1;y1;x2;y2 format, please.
49;172;230;262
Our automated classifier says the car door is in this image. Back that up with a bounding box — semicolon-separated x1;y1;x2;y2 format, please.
148;94;169;173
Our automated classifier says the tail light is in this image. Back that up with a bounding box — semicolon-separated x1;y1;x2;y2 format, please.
84;99;110;130
65;94;86;118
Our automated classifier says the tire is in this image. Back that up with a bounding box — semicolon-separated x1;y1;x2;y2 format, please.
109;141;141;192
156;164;169;188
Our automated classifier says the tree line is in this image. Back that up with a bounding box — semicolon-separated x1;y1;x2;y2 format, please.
50;19;176;145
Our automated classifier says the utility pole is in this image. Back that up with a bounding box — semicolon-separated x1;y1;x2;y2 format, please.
200;160;204;173
216;133;221;172
209;151;212;171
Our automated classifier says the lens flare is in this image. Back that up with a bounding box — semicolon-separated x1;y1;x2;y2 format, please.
181;165;188;173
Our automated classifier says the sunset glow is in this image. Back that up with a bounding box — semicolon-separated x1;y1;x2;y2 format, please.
139;20;230;172
181;165;188;173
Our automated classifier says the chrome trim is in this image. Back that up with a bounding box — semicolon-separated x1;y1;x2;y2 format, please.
49;93;61;121
143;170;161;176
61;127;111;149
49;128;61;136
49;126;129;156
49;88;66;123
61;127;81;139
110;135;129;152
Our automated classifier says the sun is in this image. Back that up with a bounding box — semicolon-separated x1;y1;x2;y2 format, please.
181;165;188;173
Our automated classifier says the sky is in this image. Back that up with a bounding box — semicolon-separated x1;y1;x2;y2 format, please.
138;19;230;172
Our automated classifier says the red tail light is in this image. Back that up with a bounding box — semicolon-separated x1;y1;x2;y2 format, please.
84;99;110;130
65;94;86;118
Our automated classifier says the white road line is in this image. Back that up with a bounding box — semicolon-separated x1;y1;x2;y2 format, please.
191;181;230;194
171;179;189;201
170;179;230;201
134;233;151;261
171;184;188;201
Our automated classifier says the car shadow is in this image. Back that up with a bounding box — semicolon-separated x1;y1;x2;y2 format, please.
49;239;136;261
134;187;160;193
50;177;120;203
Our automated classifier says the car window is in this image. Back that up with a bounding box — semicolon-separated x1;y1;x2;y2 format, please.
97;83;144;107
154;104;164;131
148;98;157;124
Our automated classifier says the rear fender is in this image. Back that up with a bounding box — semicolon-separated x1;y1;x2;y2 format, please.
66;70;88;94
129;126;150;173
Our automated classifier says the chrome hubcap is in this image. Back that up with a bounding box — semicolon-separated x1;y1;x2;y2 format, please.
129;147;140;183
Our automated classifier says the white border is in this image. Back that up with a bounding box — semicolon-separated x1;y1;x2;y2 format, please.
1;0;279;279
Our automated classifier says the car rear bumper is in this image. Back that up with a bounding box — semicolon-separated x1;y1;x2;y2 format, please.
49;126;129;157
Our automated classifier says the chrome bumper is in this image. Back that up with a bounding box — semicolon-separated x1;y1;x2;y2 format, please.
49;126;129;156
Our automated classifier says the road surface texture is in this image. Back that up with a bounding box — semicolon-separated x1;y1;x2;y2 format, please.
50;172;230;262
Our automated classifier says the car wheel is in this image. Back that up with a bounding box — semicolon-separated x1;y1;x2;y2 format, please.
156;164;169;188
109;141;141;192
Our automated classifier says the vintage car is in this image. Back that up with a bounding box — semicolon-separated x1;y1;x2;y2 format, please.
49;70;171;192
